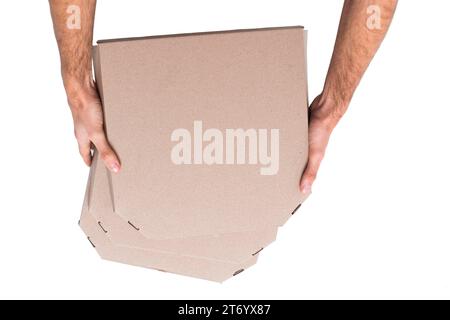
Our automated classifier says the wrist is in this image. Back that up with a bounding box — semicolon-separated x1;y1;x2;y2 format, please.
63;75;97;108
310;92;349;130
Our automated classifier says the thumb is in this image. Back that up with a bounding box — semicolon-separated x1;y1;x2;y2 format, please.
90;131;121;173
300;148;324;194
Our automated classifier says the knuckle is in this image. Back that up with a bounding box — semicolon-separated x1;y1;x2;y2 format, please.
305;170;317;181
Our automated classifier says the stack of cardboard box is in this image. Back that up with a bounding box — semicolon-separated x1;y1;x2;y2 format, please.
80;26;310;282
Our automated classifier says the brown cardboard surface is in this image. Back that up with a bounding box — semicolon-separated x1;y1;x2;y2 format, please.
79;208;257;282
93;26;309;239
80;166;257;282
87;152;277;262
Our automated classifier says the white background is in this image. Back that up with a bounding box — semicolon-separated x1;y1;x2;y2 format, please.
0;0;449;300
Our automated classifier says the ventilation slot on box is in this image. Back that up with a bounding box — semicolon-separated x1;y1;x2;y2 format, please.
128;221;140;231
87;237;96;248
252;248;264;256
233;269;245;276
98;221;108;233
291;203;302;215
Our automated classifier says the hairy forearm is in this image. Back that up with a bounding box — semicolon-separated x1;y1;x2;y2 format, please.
49;0;96;96
49;0;120;171
317;0;397;126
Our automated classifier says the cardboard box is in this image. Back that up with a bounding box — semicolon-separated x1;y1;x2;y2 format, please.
80;156;258;282
86;152;277;263
79;26;309;281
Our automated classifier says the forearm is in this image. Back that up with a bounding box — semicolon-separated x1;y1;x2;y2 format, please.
317;0;397;127
49;0;97;99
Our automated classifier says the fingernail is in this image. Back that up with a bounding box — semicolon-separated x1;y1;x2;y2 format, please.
111;163;120;173
301;185;311;194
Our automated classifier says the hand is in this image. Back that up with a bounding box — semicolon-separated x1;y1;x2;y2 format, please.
66;80;121;173
300;94;343;194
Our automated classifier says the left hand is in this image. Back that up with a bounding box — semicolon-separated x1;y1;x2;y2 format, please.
300;94;344;194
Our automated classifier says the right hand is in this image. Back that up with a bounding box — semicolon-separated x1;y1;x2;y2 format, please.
65;80;121;173
299;93;344;194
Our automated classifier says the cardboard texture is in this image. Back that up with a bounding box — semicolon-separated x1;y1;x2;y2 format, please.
80;162;257;282
80;26;309;281
86;152;278;263
93;26;309;239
